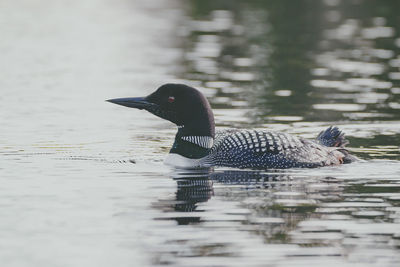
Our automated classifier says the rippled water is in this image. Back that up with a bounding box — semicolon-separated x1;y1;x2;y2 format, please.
1;0;399;266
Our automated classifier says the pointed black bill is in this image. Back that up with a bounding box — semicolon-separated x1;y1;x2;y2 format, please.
107;95;178;124
106;97;152;110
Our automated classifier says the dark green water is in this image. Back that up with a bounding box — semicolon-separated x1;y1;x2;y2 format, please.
177;0;400;160
0;0;399;266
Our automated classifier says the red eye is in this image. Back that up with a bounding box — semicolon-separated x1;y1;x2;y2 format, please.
168;96;175;103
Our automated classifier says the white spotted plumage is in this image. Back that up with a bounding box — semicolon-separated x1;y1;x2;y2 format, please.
199;129;345;169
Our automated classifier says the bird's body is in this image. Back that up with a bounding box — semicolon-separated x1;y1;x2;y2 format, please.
108;84;356;169
164;127;352;169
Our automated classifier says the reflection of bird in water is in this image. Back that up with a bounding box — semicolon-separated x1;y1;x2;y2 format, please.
174;176;214;213
171;170;292;213
210;170;290;188
155;169;343;227
108;83;357;169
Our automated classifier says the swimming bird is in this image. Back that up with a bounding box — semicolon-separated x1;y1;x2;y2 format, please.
107;83;356;169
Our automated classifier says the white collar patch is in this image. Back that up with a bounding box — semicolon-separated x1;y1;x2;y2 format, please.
164;153;209;168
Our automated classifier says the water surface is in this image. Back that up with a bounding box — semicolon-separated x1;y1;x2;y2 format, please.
1;0;400;266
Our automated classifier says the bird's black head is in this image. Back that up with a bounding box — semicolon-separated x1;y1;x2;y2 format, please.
107;84;215;137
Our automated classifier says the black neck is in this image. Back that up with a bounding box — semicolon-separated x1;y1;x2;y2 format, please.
178;117;215;138
169;128;212;159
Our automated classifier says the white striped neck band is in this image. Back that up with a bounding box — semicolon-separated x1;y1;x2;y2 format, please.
181;136;214;149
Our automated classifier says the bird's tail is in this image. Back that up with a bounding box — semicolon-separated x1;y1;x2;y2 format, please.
316;126;357;163
316;126;349;147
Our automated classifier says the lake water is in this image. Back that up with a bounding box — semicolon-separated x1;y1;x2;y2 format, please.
1;0;400;266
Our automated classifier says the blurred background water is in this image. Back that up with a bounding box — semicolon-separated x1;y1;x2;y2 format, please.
0;0;400;266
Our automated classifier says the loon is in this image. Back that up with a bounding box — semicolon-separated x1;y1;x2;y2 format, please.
107;83;356;169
